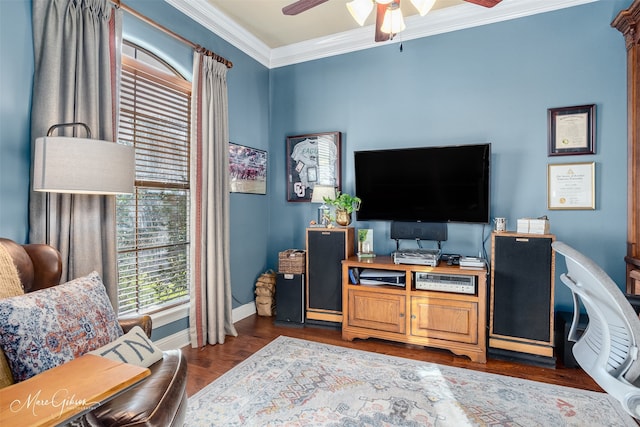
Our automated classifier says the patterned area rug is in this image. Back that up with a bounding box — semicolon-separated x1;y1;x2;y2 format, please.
186;336;636;426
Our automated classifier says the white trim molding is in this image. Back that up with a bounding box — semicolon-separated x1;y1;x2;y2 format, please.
153;301;257;350
165;0;597;69
150;302;189;328
164;0;271;67
233;301;257;323
156;329;190;351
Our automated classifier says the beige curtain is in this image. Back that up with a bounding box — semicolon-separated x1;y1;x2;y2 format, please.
29;0;122;306
189;53;238;347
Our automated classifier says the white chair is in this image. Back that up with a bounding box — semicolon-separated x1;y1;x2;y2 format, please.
553;241;640;419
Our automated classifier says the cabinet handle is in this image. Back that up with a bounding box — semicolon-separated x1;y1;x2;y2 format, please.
399;313;405;317
411;315;416;319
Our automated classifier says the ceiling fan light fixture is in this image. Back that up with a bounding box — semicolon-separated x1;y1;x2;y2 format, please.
347;0;374;26
381;2;405;35
410;0;436;16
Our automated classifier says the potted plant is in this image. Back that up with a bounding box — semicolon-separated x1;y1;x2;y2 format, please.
324;192;361;226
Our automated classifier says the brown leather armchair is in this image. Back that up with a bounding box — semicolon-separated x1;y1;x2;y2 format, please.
0;238;187;426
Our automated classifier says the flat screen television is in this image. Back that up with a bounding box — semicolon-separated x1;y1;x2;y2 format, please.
354;143;491;223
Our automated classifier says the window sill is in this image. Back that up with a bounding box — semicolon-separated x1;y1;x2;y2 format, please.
149;302;189;328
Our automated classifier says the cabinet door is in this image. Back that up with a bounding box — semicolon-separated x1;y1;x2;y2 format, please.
347;289;406;333
491;234;554;345
411;296;478;344
307;228;353;315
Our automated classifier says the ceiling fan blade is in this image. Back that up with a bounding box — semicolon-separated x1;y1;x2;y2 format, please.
463;0;502;7
282;0;329;15
375;1;391;42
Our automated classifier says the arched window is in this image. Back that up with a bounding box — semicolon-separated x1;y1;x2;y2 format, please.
116;41;191;314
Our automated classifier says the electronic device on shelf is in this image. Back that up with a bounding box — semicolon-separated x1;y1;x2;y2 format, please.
359;269;405;287
392;248;441;267
415;272;477;294
459;256;486;269
441;253;461;265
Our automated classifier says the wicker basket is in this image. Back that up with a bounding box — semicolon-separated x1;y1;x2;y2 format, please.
278;249;306;274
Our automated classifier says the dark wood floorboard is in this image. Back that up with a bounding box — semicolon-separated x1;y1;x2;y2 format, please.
181;314;601;398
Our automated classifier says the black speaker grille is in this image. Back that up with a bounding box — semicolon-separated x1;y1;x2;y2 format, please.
390;221;448;241
307;231;345;312
492;236;553;342
275;273;305;323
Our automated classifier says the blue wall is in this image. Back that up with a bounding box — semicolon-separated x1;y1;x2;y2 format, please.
0;0;632;322
267;0;630;311
0;0;33;243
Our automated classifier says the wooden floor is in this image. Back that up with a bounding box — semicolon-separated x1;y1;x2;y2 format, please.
182;314;601;398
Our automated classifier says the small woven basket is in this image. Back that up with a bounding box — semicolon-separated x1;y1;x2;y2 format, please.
278;249;306;274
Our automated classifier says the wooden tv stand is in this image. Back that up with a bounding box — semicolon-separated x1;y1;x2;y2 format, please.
341;256;487;363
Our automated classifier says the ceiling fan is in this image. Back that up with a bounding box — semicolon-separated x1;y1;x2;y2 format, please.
282;0;502;42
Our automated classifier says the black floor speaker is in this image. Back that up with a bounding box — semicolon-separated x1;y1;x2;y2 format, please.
275;273;305;326
490;233;556;366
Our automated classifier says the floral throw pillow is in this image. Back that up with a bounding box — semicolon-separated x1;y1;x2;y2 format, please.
0;271;123;382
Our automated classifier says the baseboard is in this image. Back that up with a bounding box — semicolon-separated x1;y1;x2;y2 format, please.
156;329;191;351
232;301;256;323
157;302;256;350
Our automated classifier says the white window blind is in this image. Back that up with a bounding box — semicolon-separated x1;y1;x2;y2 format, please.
116;53;192;315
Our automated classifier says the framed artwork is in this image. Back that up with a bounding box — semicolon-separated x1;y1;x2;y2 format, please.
286;131;341;202
548;104;595;156
547;162;595;210
229;143;267;195
357;228;375;258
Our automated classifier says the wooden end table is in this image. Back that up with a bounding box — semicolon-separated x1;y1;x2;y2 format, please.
0;354;150;427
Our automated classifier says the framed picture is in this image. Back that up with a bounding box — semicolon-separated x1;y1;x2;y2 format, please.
229;143;267;195
286;132;341;202
548;104;595;156
357;228;375;257
547;162;595;210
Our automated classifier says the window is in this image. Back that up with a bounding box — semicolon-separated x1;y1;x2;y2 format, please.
116;43;192;315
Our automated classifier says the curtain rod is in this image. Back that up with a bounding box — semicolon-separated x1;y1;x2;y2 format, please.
113;0;233;69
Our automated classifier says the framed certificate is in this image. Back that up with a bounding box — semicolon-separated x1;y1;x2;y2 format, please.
548;104;595;156
547;162;595;210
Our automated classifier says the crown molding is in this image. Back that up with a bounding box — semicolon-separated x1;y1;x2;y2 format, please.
165;0;272;67
166;0;598;69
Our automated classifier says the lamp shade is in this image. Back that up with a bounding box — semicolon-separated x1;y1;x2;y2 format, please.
410;0;436;16
33;136;135;194
381;3;406;34
311;185;336;203
347;0;374;26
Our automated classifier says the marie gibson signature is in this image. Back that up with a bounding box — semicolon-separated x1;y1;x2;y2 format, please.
10;389;99;418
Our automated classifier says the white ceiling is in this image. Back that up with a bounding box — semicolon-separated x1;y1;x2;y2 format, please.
205;0;467;48
164;0;598;68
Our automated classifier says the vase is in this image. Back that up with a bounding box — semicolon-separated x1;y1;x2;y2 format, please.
335;209;351;226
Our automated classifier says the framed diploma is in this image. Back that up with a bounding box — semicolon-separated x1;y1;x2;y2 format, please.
547;162;595;210
547;104;595;156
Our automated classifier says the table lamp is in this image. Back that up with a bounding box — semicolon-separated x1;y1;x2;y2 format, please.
311;185;336;227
